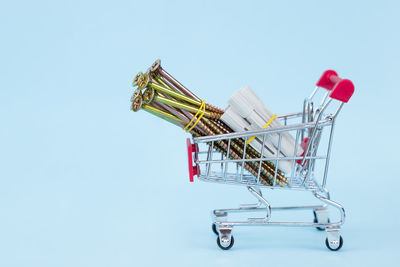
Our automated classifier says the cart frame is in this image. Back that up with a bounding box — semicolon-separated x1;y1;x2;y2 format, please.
187;70;354;250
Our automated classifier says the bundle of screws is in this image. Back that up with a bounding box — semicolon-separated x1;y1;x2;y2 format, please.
130;60;289;186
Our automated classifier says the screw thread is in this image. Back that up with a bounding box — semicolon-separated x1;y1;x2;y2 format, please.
212;141;272;186
214;120;233;132
201;118;287;186
235;139;289;185
205;104;224;114
209;119;230;134
135;61;288;186
245;144;287;185
150;71;224;115
209;112;222;120
191;131;270;185
201;118;279;186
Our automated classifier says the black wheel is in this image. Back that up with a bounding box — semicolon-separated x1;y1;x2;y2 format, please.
217;236;234;250
325;236;343;251
313;211;330;231
212;224;218;235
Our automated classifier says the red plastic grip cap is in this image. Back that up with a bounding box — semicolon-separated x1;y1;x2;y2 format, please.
317;70;355;103
329;79;354;103
186;138;198;182
316;70;338;90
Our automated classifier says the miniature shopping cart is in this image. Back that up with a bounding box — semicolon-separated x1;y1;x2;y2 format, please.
186;70;354;251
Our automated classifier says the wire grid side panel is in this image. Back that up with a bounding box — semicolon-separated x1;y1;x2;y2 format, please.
194;125;332;191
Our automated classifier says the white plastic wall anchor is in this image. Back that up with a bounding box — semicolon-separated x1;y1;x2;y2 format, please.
221;106;293;173
221;86;304;174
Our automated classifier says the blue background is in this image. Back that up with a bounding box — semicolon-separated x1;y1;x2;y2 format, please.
1;0;399;266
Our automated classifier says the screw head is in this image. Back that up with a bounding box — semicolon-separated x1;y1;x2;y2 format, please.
131;94;143;112
137;73;149;89
132;72;143;87
150;59;161;72
130;89;142;102
143;88;155;104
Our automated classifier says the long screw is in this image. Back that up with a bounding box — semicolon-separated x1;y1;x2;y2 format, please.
148;68;224;115
191;122;272;186
148;80;223;116
150;102;185;128
144;74;220;126
158;102;207;136
203;118;288;185
132;61;288;186
201;118;287;186
133;86;278;185
150;59;201;101
200;118;281;186
150;59;224;114
131;94;142;112
148;82;200;106
144;81;202;133
141;104;183;124
153;94;221;119
227;134;289;184
144;76;209;135
150;72;181;94
194;116;264;179
142;104;184;127
132;72;143;87
153;73;224;114
212;140;272;186
143;89;208;135
155;73;224;115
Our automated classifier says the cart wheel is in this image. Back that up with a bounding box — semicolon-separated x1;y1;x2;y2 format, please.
217;236;234;250
325;236;343;251
212;224;218;235
313;210;330;231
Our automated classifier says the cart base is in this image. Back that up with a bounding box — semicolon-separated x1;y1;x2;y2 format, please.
211;186;345;250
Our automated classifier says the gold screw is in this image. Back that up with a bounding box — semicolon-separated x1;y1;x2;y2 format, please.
132;72;143;87
138;73;150;90
130;88;142;102
143;88;155;104
150;59;161;72
131;94;143;112
201;117;287;186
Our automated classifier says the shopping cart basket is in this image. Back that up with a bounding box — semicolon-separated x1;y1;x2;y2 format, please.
186;70;354;250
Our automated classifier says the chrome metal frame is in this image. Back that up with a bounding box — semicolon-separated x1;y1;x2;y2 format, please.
192;86;346;250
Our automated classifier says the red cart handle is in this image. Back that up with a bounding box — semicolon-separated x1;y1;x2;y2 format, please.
186;138;199;182
316;70;355;103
